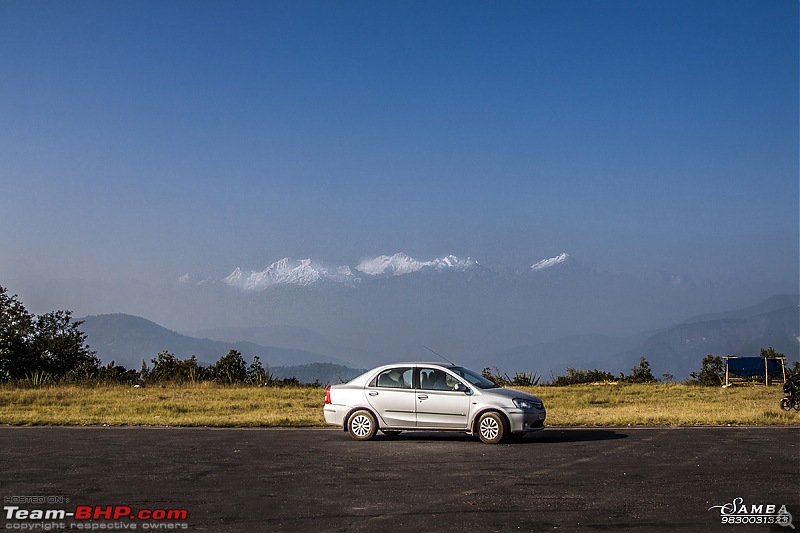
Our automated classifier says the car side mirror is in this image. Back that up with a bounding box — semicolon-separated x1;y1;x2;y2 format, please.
454;383;470;394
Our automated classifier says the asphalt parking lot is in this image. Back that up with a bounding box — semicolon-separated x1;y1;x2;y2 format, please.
0;426;797;532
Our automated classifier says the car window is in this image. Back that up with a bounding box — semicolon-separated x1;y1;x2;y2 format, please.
449;366;499;389
418;368;460;391
373;367;413;389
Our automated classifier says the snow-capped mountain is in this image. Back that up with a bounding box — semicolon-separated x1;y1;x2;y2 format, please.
432;255;480;272
177;273;212;285
356;253;479;276
214;252;482;290
531;253;570;271
224;258;359;291
68;250;798;379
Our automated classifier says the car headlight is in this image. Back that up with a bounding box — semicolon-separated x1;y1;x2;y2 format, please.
513;398;536;410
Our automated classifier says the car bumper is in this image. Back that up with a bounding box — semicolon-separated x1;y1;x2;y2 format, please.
508;409;546;433
323;404;344;427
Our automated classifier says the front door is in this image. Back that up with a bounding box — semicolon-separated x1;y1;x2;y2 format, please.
414;367;471;429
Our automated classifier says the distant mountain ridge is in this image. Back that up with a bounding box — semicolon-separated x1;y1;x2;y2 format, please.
531;253;571;271
356;253;480;277
681;294;799;324
606;305;799;377
191;324;338;356
182;251;566;291
222;258;359;291
79;295;799;380
476;296;799;378
78;314;351;370
271;363;366;384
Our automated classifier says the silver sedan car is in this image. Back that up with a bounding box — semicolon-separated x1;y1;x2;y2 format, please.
323;363;546;444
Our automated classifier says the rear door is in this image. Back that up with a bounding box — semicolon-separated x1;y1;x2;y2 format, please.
364;366;416;427
414;367;471;429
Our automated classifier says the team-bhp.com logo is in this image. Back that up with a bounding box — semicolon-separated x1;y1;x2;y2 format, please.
708;497;794;528
4;504;188;530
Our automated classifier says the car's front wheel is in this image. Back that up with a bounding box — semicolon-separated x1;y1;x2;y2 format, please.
477;412;506;444
347;410;378;441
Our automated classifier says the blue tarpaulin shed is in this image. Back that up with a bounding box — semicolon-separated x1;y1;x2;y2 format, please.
724;356;787;386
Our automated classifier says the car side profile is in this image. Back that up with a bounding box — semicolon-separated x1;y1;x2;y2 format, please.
323;363;546;444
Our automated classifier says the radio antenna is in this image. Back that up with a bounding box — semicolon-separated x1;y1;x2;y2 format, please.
423;345;455;365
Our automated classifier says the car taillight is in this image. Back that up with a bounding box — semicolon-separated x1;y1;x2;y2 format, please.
325;385;331;404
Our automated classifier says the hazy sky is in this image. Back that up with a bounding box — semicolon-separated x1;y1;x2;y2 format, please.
1;0;798;287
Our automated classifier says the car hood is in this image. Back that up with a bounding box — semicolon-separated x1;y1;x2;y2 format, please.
483;387;542;403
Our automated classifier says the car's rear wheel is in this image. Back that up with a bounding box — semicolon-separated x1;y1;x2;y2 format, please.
348;410;378;441
478;412;506;444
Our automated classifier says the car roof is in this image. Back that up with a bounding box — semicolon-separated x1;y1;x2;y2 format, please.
384;362;458;367
340;362;467;387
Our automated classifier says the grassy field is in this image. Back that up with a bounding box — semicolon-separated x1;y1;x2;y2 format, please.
0;382;797;427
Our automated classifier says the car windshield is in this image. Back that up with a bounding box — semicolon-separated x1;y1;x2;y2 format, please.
449;366;500;389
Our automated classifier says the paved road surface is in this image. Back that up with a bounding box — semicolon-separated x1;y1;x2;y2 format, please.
0;427;797;531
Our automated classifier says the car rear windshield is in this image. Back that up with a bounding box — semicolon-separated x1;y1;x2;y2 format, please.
449;366;500;389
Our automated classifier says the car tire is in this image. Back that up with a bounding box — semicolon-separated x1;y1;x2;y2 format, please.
348;410;378;441
478;412;506;444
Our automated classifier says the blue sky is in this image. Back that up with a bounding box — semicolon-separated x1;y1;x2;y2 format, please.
1;0;797;286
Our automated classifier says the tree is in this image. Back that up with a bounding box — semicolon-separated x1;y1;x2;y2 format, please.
1;287;99;381
624;357;657;383
96;361;140;384
481;367;508;386
212;349;247;383
0;286;35;381
32;310;99;377
247;355;271;385
689;354;724;386
149;350;181;382
759;347;785;358
148;351;206;382
550;367;616;386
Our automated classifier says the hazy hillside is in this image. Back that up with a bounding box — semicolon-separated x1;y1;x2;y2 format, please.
78;295;799;380
191;324;337;356
607;306;800;378
78;314;350;370
271;363;366;385
19;250;791;370
682;294;799;324
473;332;651;378
475;297;799;378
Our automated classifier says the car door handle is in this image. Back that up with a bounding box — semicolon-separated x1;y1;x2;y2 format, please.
368;391;378;396
417;395;428;400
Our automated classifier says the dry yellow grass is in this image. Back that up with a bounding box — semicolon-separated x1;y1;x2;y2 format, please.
0;383;326;427
0;382;796;427
522;382;799;426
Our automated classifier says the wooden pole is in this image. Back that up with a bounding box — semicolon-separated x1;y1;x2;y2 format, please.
725;357;729;387
765;357;769;386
